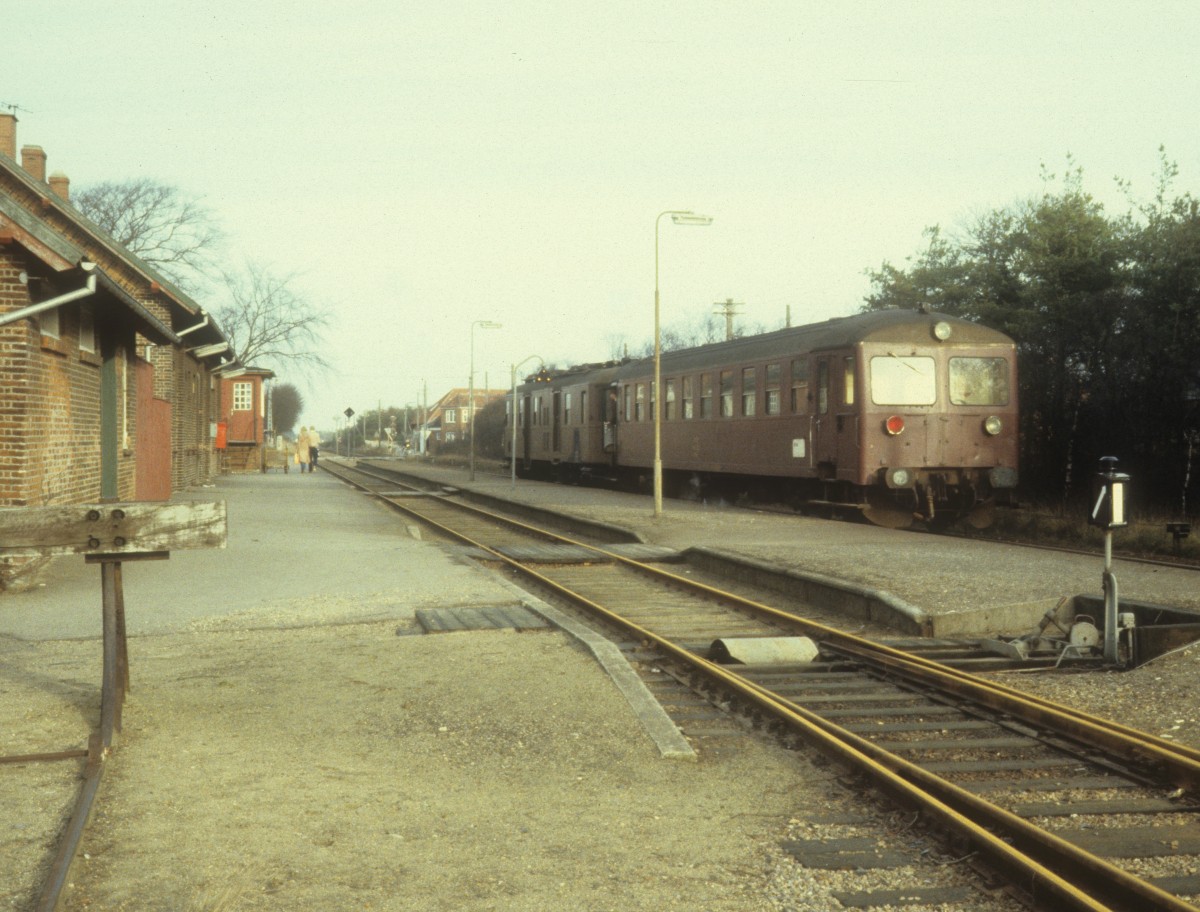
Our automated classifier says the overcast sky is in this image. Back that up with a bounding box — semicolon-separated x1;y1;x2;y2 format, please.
6;2;1198;431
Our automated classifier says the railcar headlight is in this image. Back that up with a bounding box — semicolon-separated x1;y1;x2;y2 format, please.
884;415;905;436
984;415;1002;436
888;468;911;487
932;321;952;341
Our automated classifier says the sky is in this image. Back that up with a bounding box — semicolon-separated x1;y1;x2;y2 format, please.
6;1;1199;432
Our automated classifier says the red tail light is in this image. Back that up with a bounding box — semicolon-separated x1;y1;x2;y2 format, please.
884;415;905;436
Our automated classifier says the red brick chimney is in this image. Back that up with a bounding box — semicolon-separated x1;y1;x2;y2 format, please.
0;113;15;159
48;170;70;201
21;145;46;181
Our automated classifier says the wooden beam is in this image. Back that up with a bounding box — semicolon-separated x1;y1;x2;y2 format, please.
0;501;227;557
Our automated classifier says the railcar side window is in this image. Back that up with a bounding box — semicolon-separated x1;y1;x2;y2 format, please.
741;367;756;417
623;386;631;422
665;379;676;419
635;383;645;421
700;373;713;418
720;370;734;417
765;363;781;415
790;359;808;413
683;376;694;419
564;392;572;425
580;390;587;421
843;357;856;405
817;361;829;414
870;356;937;405
949;357;1009;406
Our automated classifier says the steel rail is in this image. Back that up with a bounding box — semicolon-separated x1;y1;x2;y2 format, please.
334;461;1200;781
324;465;1200;907
562;538;1200;785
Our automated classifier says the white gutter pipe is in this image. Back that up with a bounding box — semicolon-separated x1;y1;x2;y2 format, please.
0;264;97;328
176;311;209;337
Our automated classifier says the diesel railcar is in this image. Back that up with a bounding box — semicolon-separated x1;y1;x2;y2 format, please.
505;309;1018;527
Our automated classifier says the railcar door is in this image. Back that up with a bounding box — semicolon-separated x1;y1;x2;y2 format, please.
521;393;533;467
552;391;562;454
812;357;836;477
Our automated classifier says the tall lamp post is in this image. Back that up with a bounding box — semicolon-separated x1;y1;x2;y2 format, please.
469;319;502;481
654;209;713;517
510;355;544;489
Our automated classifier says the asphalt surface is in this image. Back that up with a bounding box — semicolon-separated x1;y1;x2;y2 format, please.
0;469;516;641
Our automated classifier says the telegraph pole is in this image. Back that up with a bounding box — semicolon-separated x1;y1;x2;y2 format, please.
714;298;744;341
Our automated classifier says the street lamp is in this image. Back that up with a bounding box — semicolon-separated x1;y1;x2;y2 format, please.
654;209;713;517
510;355;544;489
469;319;502;481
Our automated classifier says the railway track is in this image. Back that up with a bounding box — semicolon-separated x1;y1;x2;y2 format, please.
328;457;1200;912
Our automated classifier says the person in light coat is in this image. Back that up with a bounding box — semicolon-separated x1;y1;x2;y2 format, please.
295;426;310;473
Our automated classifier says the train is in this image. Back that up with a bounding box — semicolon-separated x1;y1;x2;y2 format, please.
505;308;1019;527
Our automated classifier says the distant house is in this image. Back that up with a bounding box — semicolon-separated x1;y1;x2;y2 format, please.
424;387;507;447
0;113;236;510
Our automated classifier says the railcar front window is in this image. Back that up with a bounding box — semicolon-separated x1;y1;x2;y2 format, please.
949;357;1010;406
870;355;936;405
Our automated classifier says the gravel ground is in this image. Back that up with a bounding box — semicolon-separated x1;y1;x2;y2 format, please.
3;463;1199;911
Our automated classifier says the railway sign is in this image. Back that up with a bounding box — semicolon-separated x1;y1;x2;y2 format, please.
344;407;355;419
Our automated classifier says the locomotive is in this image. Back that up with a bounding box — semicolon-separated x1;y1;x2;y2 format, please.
505;308;1018;527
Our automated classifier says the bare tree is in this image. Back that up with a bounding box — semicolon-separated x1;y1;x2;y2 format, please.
215;261;331;373
72;178;224;290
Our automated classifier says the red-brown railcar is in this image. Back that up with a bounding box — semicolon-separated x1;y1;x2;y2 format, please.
506;309;1018;526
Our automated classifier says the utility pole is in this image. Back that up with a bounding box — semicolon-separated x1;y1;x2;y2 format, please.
714;298;744;341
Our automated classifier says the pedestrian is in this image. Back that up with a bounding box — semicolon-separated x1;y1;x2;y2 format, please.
308;428;320;472
295;426;310;474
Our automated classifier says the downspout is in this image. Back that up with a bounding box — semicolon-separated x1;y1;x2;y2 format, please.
0;263;97;327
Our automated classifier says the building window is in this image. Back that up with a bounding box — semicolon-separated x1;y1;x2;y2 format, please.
699;373;713;418
233;381;253;411
791;359;808;413
765;363;781;416
720;370;734;417
78;304;96;353
40;306;59;339
444;409;457;424
741;367;756;417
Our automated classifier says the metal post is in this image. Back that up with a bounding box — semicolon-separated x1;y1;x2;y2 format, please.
510;356;542;489
1103;531;1120;664
653;210;712;517
469;320;502;482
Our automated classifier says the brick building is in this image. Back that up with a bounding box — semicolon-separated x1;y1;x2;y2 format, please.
0;113;235;511
217;367;275;472
423;387;507;447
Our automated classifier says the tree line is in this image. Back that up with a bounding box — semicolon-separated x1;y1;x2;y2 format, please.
863;152;1200;517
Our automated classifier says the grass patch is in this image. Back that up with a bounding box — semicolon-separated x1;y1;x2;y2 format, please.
987;503;1199;562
